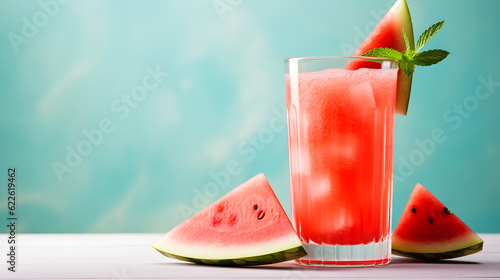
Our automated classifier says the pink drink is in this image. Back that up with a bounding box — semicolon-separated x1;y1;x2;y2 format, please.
285;57;398;266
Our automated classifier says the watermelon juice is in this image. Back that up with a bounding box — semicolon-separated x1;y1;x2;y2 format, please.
285;57;398;266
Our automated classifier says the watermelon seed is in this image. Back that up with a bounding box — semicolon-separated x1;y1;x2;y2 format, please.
444;207;451;214
411;207;416;213
254;205;258;210
429;218;433;224
258;210;265;220
212;217;222;226
228;214;237;225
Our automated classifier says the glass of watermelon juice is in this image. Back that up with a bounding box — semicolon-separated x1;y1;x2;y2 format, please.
285;57;398;267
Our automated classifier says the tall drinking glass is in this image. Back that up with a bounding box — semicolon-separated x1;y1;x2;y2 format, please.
285;57;398;267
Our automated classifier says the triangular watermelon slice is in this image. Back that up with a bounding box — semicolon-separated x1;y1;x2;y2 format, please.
153;174;306;266
346;0;414;115
392;183;483;260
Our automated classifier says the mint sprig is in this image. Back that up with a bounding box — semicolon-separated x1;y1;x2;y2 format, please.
362;20;450;77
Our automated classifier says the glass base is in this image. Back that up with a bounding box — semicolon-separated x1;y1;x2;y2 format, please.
295;239;391;267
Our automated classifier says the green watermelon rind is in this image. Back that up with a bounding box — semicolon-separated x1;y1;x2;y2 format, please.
153;245;307;266
392;241;483;260
393;0;414;116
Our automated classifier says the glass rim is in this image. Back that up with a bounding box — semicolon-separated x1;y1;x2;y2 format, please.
284;56;398;63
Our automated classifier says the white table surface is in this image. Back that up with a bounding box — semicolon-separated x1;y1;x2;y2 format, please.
0;233;498;279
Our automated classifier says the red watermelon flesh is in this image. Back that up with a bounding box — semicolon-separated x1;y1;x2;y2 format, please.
345;0;414;115
392;183;483;259
152;173;306;266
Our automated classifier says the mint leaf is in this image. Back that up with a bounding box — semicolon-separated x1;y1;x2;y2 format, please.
413;49;450;66
399;54;415;77
361;20;449;78
415;20;445;52
362;47;402;60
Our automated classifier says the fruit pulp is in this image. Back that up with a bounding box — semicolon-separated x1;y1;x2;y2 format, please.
286;67;398;254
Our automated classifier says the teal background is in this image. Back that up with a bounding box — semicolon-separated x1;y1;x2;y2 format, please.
1;0;499;233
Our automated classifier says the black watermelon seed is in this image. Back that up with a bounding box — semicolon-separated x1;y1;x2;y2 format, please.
429;218;433;224
411;207;416;213
444;207;451;214
254;205;258;210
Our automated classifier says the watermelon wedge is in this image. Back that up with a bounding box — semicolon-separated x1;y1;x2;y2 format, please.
153;173;307;266
346;0;414;115
392;183;484;260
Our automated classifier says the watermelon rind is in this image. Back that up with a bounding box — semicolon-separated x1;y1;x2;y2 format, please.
392;0;414;116
153;244;307;266
152;230;307;266
392;241;483;260
392;232;484;257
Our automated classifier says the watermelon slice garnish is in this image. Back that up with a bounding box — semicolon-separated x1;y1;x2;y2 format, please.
346;0;414;115
152;174;306;266
392;183;484;260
